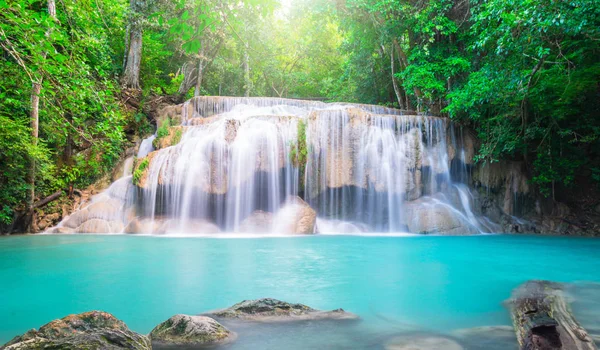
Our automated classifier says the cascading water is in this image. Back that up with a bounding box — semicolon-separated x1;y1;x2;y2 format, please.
49;96;497;235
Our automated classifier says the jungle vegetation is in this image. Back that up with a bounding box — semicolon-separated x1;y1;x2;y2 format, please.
0;0;599;228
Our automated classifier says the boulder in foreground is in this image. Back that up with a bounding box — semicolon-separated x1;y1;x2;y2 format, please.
508;280;597;350
150;314;234;347
1;311;150;350
206;298;358;322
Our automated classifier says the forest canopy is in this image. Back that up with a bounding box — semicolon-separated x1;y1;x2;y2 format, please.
0;0;599;229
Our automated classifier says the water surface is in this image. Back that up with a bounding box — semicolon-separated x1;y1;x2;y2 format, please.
1;234;599;349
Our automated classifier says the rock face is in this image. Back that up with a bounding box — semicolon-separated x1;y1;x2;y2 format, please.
1;311;150;350
207;298;358;322
149;314;234;347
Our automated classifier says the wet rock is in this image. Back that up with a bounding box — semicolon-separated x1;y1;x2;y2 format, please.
239;211;273;233
149;314;234;347
508;280;597;350
61;208;90;229
124;217;156;234
206;298;358;322
272;196;316;234
315;219;370;234
2;311;150;350
452;326;517;350
404;198;479;235
385;335;464;350
75;218;123;233
45;226;75;234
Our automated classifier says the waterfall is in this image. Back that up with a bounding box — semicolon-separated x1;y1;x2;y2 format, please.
49;96;498;235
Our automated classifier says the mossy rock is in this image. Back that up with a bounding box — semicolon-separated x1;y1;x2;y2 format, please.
207;298;358;322
2;311;151;350
149;314;234;346
132;152;157;188
153;126;184;150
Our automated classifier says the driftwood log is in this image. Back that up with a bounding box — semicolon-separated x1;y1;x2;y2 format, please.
508;280;597;350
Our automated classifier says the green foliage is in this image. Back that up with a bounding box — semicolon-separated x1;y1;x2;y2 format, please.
133;158;149;186
157;118;172;138
172;128;183;145
0;0;129;227
289;119;308;187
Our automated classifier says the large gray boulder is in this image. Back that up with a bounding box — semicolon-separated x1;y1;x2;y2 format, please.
206;298;358;322
1;311;150;350
149;314;234;347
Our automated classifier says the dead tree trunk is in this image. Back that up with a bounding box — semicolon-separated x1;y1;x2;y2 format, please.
508;280;597;350
177;61;197;98
122;0;144;89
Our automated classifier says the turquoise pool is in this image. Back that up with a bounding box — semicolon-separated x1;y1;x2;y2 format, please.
1;234;599;349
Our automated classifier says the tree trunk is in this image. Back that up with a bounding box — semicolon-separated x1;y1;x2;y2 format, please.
508;280;597;350
194;60;204;97
393;38;422;111
122;0;144;89
390;46;405;109
177;61;197;98
243;42;250;97
122;24;142;89
28;0;57;213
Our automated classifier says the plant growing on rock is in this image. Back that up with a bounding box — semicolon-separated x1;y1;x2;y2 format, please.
289;119;308;186
133;158;149;186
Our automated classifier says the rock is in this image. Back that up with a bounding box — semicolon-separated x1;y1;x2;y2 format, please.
154;219;221;234
403;198;479;235
508;280;597;350
62;208;90;229
75;219;112;233
45;226;75;234
452;326;517;350
2;311;151;350
207;298;358;322
595;203;600;214
315;219;370;234
239;211;273;233
124;218;155;234
272;196;317;234
385;335;463;350
149;314;234;347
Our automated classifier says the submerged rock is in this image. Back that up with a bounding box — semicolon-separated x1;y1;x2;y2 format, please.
206;298;358;322
385;335;463;350
1;311;150;350
150;314;234;347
